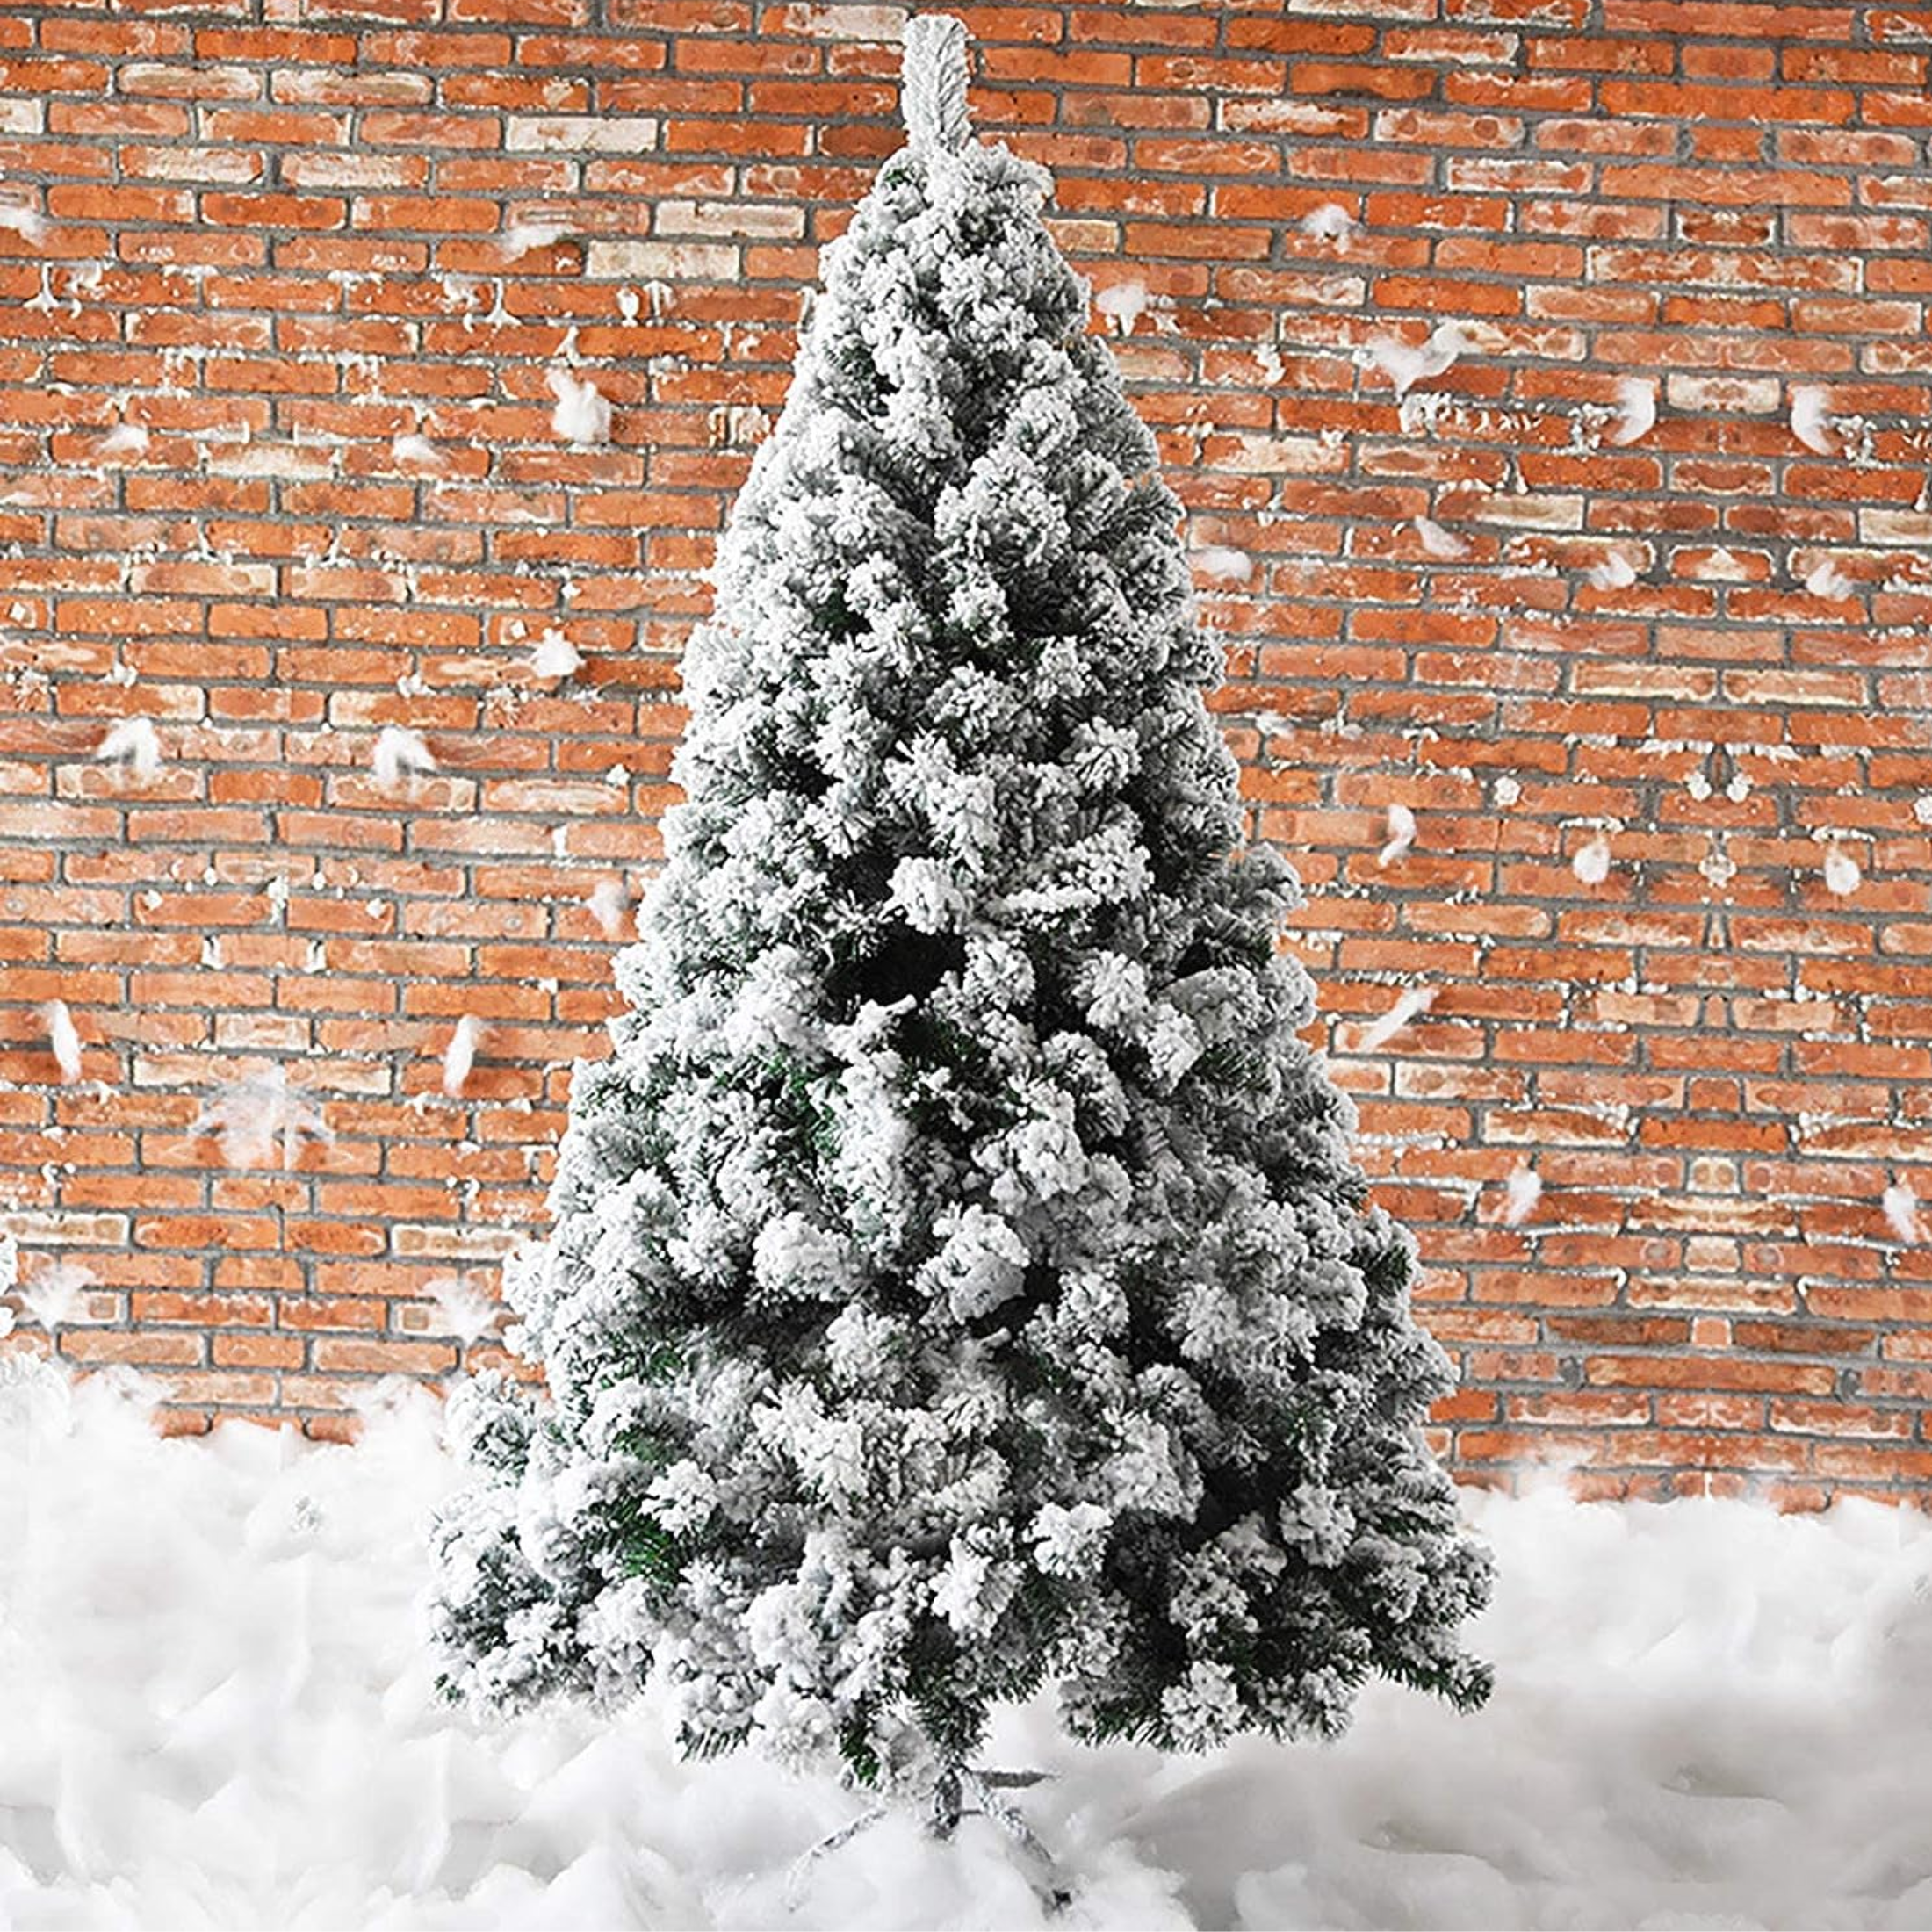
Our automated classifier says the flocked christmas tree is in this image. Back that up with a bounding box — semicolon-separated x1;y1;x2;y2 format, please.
429;11;1490;1809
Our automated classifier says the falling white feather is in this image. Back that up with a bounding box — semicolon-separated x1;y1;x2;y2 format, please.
1805;559;1854;601
1573;835;1612;886
391;432;443;470
190;1066;332;1171
425;1273;502;1350
1378;803;1417;867
1414;516;1469;560
1094;281;1148;337
1607;378;1657;448
1190;546;1251;584
1359;985;1435;1053
530;629;583;679
547;368;612;447
1823;845;1861;897
1503;1166;1543;1227
501;220;568;258
588;876;631;939
95;716;162;781
0;203;47;245
99;422;148;458
372;725;436;789
19;1259;93;1331
41;999;82;1083
1884;1181;1921;1245
1299;203;1356;243
442;1015;484;1098
1791;386;1835;457
1368;321;1467;400
1589;551;1637;591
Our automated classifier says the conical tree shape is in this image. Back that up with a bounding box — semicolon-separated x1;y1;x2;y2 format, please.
429;14;1491;1784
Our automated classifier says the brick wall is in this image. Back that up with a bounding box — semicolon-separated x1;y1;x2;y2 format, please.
0;0;1928;1502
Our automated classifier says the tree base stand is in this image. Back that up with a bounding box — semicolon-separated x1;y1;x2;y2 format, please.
783;1766;1072;1915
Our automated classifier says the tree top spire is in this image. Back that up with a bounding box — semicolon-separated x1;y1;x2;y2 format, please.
902;13;971;155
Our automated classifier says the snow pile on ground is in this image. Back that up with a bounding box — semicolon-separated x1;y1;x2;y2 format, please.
2;1359;1929;1930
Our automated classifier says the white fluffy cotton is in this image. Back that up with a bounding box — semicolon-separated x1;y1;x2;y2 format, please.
1824;845;1861;897
442;1015;484;1098
1573;835;1612;886
372;724;436;789
1358;985;1435;1052
1378;802;1417;867
6;1388;1932;1928
1607;377;1657;447
41;998;82;1083
95;716;162;781
1791;385;1836;456
1588;551;1636;590
547;368;612;447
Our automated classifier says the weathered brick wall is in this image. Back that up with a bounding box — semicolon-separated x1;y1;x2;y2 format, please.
0;0;1928;1501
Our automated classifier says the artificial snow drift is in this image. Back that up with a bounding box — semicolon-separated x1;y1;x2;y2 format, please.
3;1360;1930;1930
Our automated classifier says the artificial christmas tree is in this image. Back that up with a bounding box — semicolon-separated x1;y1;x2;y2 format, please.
429;10;1490;1814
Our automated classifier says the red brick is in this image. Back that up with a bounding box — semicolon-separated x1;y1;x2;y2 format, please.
0;0;1922;1494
